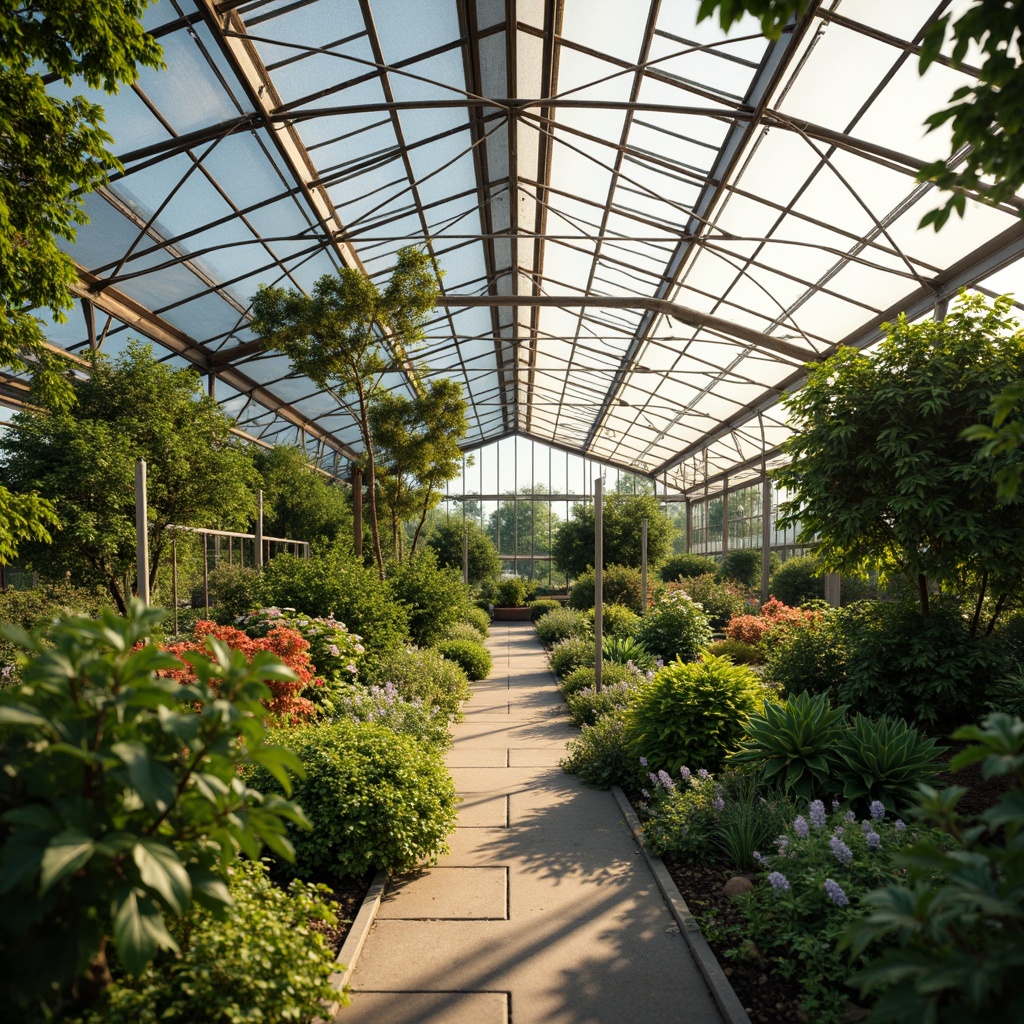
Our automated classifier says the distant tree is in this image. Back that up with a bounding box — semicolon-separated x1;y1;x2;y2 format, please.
426;518;500;585
251;247;440;575
370;378;468;561
552;493;674;578
487;485;560;580
773;293;1024;631
251;445;352;548
0;343;258;613
0;1;162;561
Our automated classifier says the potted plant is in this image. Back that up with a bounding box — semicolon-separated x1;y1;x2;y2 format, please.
492;576;532;620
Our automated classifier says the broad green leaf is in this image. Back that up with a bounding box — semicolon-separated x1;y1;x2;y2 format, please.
112;740;178;813
40;830;95;894
132;839;191;915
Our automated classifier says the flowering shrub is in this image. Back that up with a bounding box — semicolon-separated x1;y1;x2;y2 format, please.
565;678;639;727
671;573;748;629
164;620;318;721
239;606;363;680
724;596;820;648
336;681;451;750
633;589;712;663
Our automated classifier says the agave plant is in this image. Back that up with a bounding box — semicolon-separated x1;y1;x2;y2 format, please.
833;713;947;814
602;634;655;672
727;691;848;801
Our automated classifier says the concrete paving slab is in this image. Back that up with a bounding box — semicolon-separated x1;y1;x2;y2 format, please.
337;990;508;1024
445;747;507;768
449;719;577;747
444;826;510;864
448;766;551;794
456;793;508;827
509;747;564;767
462;703;510;716
378;867;507;919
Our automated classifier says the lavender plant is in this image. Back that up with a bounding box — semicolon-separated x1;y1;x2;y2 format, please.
335;681;451;750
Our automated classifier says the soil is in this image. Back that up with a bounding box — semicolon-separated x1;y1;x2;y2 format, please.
656;756;1012;1024
305;870;376;956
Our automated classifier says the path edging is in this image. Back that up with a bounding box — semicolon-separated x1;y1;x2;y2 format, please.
321;868;389;1019
612;786;752;1024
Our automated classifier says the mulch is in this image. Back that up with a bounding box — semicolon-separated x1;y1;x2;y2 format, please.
304;870;376;956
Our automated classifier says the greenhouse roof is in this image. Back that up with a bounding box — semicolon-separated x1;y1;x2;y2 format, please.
26;0;1024;495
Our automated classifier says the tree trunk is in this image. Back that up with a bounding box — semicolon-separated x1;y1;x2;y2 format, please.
107;577;127;616
355;380;385;578
917;573;930;617
986;591;1009;635
409;478;436;559
969;571;987;638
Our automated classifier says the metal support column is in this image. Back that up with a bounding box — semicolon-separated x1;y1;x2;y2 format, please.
594;476;603;693
641;517;649;615
761;476;772;604
135;459;150;605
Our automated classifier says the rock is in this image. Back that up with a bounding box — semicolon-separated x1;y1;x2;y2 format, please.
723;875;754;897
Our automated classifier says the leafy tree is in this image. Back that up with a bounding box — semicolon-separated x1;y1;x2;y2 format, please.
696;0;1024;229
773;293;1024;629
251;445;351;548
0;1;162;562
0;343;259;614
370;377;467;561
487;485;560;579
552;493;674;578
425;517;500;585
251;247;440;575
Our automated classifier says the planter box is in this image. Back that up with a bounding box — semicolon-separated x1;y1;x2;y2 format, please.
492;606;533;621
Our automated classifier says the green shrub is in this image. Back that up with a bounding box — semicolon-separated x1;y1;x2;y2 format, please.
464;605;491;637
387;550;472;648
535;607;590;646
0;603;306;1015
768;554;823;607
366;646;471;722
204;564;265;619
549;635;596;678
559;660;640;698
69;860;339;1024
445;621;488;647
707;638;763;665
494;576;529;607
986;667;1024;718
660;553;719;582
762;609;848;698
560;713;640;790
529;598;561;620
832;714;946;815
568;564;644;614
433;638;492;681
565;679;638;726
602;634;655;671
673;573;748;630
634;589;712;663
246;718;458;880
719;548;779;590
335;681;451;750
584;601;640;639
261;553;408;674
840;599;1009;731
624;654;767;774
727;692;849;801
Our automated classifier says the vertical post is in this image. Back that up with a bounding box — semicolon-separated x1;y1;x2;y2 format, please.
721;477;730;560
172;532;179;635
203;533;209;615
761;475;773;604
463;528;469;586
641;517;649;615
352;467;363;559
685;499;693;553
255;489;264;568
135;459;150;605
594;476;603;692
825;572;842;608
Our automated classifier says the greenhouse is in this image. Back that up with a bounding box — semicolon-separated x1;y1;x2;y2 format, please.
2;1;1024;1023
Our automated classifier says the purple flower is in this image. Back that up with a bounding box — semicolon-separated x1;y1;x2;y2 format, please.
775;835;789;853
809;800;826;829
832;799;841;812
696;768;710;780
894;819;906;831
639;756;648;768
845;810;856;823
657;769;676;791
753;850;767;865
679;765;691;781
713;795;725;812
829;836;853;866
824;878;849;907
648;772;660;787
768;872;790;892
641;788;650;799
833;826;844;836
866;831;881;851
329;643;340;658
793;816;809;839
862;819;872;833
870;800;886;821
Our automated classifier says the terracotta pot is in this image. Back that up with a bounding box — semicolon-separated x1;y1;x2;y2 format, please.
492;606;533;621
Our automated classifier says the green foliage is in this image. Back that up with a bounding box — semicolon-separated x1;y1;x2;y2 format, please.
560;713;640;790
528;598;561;620
774;294;1024;625
584;601;640;639
840;599;1009;731
706;638;763;665
633;589;713;663
568;564;645;614
251;247;440;571
720;549;778;590
535;606;590;646
494;575;530;607
445;621;487;647
673;573;749;630
486;485;560;580
986;667;1024;719
602;634;655;672
433;638;492;681
843;713;1024;1022
728;693;849;802
1;343;260;614
387;549;471;647
0;489;59;566
565;678;639;727
715;775;792;871
762;608;847;699
659;553;720;582
366;645;471;722
463;604;491;637
548;635;596;679
246;718;458;880
251;445;352;548
832;715;947;816
260;552;408;674
625;654;767;774
69;859;339;1024
0;602;308;1013
426;518;500;585
335;681;451;751
768;555;824;607
965;380;1024;502
641;767;721;859
559;661;639;698
204;564;265;620
552;494;673;577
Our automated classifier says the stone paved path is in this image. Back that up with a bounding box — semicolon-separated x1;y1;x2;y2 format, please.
336;621;724;1024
